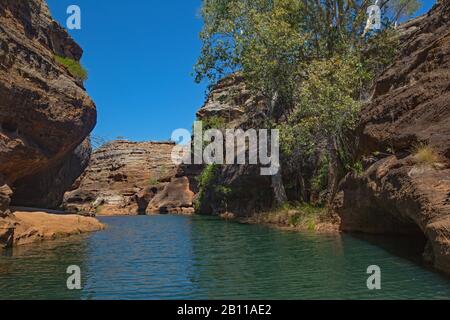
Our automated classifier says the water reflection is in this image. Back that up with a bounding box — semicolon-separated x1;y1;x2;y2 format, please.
1;215;450;300
0;235;89;300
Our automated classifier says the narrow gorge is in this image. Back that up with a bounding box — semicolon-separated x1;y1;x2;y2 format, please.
0;0;449;299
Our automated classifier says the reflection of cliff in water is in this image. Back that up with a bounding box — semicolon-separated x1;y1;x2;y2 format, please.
0;234;90;299
189;216;350;299
348;233;427;266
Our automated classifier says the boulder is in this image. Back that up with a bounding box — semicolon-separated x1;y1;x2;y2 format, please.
146;177;195;214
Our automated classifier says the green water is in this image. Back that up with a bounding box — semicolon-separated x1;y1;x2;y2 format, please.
1;215;450;300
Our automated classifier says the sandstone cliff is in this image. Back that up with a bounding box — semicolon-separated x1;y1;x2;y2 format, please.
0;0;96;212
0;0;98;247
64;140;196;215
194;74;275;216
336;1;450;274
11;138;92;209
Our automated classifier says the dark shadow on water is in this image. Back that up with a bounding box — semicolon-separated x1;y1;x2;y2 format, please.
348;232;426;265
347;232;450;282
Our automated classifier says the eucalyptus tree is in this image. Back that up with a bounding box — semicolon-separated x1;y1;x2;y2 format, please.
195;0;421;206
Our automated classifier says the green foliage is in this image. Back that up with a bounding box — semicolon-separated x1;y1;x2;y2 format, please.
201;115;227;130
351;161;364;176
54;55;88;81
95;205;103;214
148;178;160;186
260;202;328;230
283;55;365;144
195;0;422;205
311;156;329;194
195;164;233;212
195;0;419;85
195;164;218;211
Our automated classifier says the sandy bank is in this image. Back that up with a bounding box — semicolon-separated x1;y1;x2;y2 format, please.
0;211;105;247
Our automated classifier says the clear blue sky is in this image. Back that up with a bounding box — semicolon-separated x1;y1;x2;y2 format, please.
46;0;437;142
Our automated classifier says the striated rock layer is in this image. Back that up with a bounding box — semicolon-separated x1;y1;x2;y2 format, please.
336;2;450;274
0;0;96;212
63;140;197;215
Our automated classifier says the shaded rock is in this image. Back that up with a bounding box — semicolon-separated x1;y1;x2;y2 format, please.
0;218;14;248
11;138;92;209
136;185;164;213
0;174;12;215
0;0;96;209
196;164;274;216
336;2;450;274
194;74;275;216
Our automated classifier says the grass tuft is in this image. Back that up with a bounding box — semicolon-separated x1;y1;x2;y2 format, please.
413;144;441;167
54;55;88;81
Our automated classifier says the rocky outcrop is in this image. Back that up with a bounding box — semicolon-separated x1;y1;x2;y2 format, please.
0;175;12;215
336;2;450;274
0;0;96;212
147;177;195;215
11;138;92;209
196;73;266;129
63;140;197;215
194;74;275;216
0;210;104;248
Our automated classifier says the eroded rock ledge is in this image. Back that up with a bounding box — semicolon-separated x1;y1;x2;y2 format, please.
336;1;450;274
63;140;197;215
0;210;104;248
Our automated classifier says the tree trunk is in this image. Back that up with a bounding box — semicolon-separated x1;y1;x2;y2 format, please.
268;91;287;207
326;136;340;205
272;167;288;206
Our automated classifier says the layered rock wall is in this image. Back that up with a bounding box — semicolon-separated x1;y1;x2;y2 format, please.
63;140;197;215
336;1;450;273
0;0;96;212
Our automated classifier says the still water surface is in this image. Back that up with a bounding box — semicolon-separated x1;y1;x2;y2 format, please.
1;215;450;299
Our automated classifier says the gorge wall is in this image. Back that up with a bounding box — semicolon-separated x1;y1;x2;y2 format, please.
0;0;96;213
191;2;450;274
335;1;450;273
0;0;100;247
63;140;197;215
195;74;275;216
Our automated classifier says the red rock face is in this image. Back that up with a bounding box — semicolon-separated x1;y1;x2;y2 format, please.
147;177;195;215
63;140;197;215
0;0;96;211
11;138;92;209
358;3;450;156
336;2;450;274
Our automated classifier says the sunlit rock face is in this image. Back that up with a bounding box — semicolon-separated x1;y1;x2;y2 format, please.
0;0;96;211
336;2;450;274
63;140;198;215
